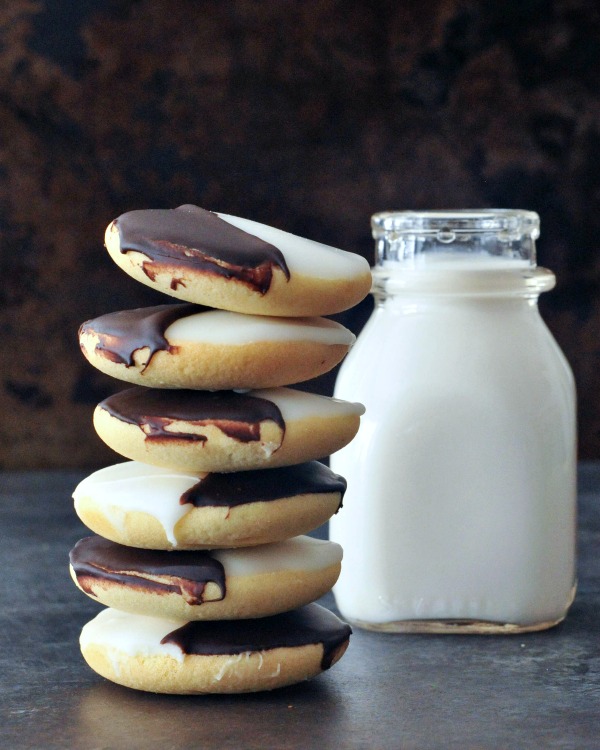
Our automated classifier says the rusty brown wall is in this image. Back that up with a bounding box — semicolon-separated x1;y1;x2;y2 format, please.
1;0;599;468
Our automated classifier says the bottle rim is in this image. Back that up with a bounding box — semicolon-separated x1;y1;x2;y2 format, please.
371;209;540;240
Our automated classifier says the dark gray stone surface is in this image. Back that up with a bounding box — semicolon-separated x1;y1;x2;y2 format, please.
1;466;599;749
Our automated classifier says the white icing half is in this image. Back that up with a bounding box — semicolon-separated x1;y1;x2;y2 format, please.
80;608;187;662
213;535;343;575
250;387;365;421
165;310;355;346
73;462;202;546
218;212;370;281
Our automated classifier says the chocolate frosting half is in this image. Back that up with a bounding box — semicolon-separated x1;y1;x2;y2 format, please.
114;206;290;294
80;303;201;369
98;387;285;444
181;461;346;509
161;603;351;669
70;536;225;605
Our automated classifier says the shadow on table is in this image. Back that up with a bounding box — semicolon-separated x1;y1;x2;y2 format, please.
73;677;348;749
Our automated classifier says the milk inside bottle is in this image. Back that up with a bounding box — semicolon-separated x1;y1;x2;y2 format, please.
329;209;577;633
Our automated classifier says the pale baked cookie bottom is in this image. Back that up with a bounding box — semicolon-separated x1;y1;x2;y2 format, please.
93;408;361;473
74;491;342;550
70;562;341;620
81;640;348;694
80;335;350;390
105;241;371;318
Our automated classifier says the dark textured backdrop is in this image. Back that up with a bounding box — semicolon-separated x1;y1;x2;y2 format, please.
1;0;599;468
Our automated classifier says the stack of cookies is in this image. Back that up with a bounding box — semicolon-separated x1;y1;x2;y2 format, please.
70;205;371;694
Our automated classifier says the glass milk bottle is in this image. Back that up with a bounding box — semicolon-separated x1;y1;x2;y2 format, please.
330;210;577;633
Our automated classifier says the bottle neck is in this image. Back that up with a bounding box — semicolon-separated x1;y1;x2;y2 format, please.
370;209;550;300
372;208;540;265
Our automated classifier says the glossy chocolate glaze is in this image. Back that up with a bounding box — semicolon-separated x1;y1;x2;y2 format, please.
114;206;290;294
180;461;346;508
99;387;285;443
161;603;351;669
70;536;225;605
80;304;201;369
